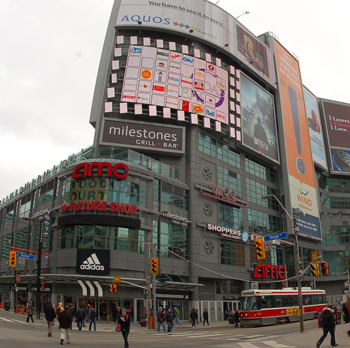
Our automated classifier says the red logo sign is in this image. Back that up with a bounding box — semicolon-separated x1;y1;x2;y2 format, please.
61;201;138;214
253;263;286;279
72;162;129;179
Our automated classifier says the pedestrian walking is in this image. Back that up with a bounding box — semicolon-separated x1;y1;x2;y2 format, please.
76;305;86;330
190;308;197;328
203;308;209;326
56;302;63;329
342;302;349;323
165;308;174;335
174;307;182;325
116;306;122;323
316;307;338;347
157;307;166;333
44;302;56;337
67;305;75;330
119;308;130;348
88;305;97;331
234;310;240;328
26;300;34;323
58;306;72;345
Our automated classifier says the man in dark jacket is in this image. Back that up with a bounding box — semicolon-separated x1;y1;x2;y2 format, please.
165;308;174;335
76;305;86;330
316;307;338;347
58;306;72;345
44;303;56;337
203;308;209;326
190;308;197;327
157;308;166;333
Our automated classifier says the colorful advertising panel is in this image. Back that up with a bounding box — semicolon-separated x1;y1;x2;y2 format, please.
101;118;185;155
121;45;229;123
115;0;277;86
274;40;321;240
321;100;350;174
240;73;279;163
304;87;328;170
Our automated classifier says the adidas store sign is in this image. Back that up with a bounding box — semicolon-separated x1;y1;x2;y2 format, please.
76;249;110;275
80;253;105;271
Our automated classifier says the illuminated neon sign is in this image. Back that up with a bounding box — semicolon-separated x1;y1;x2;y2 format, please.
72;162;129;179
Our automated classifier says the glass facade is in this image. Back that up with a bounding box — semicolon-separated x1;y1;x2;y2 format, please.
59;225;145;253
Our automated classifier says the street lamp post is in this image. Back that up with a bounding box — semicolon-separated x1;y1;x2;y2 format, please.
261;194;304;333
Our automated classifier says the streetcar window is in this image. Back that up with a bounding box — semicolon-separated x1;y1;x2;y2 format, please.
261;296;273;308
311;295;317;304
316;295;323;304
241;296;259;310
282;296;291;306
290;296;298;306
303;295;311;305
274;296;283;307
322;295;326;303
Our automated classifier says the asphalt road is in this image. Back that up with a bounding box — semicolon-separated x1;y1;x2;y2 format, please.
0;309;318;348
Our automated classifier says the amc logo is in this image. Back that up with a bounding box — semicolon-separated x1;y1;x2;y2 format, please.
72;162;129;180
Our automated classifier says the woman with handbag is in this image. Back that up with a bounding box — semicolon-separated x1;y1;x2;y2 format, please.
117;308;130;348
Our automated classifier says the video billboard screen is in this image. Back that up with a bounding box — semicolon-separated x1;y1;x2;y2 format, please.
121;45;229;123
240;73;279;163
115;0;277;86
322;100;350;174
237;26;269;78
274;40;321;240
304;87;328;170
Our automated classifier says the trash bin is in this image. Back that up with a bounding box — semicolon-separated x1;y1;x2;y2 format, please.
4;301;10;311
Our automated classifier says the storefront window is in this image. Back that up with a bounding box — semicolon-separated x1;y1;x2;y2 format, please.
58;225;145;253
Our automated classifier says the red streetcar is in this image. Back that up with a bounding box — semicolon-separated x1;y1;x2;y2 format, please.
240;288;327;326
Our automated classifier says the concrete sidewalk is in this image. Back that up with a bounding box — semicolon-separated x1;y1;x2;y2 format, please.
280;323;350;347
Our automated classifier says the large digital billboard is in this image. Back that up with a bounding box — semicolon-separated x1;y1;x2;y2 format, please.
274;40;321;240
304;87;328;170
321;100;350;174
121;45;229;123
115;0;277;87
240;73;279;163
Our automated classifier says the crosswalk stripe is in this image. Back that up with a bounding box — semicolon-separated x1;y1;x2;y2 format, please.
250;335;280;341
0;317;12;322
237;342;259;348
264;341;294;348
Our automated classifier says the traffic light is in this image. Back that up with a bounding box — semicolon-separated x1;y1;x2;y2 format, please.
9;251;17;267
151;258;159;275
42;282;46;290
255;238;266;260
109;284;117;293
321;261;329;276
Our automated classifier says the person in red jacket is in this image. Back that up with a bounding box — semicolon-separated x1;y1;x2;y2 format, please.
58;306;72;345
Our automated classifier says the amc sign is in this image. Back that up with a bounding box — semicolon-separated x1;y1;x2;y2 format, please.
253;263;286;279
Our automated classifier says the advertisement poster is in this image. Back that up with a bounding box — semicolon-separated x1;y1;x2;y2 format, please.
322;100;350;174
274;40;321;240
116;0;277;86
121;45;229;123
303;87;328;170
240;73;279;163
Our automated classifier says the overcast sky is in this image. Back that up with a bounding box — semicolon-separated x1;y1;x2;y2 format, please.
1;0;349;201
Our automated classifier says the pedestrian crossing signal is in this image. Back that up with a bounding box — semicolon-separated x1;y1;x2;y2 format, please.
9;251;17;267
151;258;159;275
42;282;46;290
311;263;320;277
255;238;266;260
321;261;329;276
109;284;117;293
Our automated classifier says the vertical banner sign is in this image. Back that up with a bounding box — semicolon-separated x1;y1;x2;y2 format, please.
274;40;321;240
